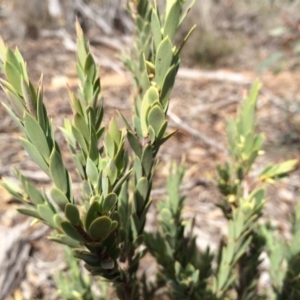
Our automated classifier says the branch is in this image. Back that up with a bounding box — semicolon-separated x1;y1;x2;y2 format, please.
168;110;227;153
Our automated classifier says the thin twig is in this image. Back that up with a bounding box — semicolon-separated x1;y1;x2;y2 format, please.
74;0;113;35
168;110;227;153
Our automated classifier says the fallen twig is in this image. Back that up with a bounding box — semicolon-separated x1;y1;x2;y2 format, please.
168;110;227;153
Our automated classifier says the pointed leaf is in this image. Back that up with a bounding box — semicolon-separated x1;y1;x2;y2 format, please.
20;138;49;175
60;220;86;243
102;193;117;214
24;113;50;161
155;37;173;88
49;149;68;194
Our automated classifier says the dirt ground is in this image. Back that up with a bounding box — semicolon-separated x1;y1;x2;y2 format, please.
1;8;300;300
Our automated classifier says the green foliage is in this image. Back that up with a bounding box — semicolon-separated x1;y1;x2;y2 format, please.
0;1;300;299
55;247;94;300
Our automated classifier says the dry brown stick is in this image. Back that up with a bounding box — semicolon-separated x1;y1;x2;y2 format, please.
168;110;227;153
191;98;238;115
74;0;113;35
151;179;211;196
177;68;253;84
177;68;288;111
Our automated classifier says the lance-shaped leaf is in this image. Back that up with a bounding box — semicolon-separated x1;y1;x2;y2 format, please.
135;177;149;213
73;250;100;265
24;113;50;161
160;64;178;109
20;138;49;175
74;113;90;141
38;204;56;227
17;208;41;220
141;145;153;177
102;193;117;214
151;7;162;50
155;37;173;88
4;88;26;119
21;77;36;117
127;130;142;157
108;117;121;144
2;102;24;131
4;60;22;96
163;1;181;41
61;220;86;243
65;203;81;225
72;125;88;154
147;103;165;136
49;149;69;194
88;216;112;240
259;159;298;182
86;157;99;187
84;53;97;82
49;234;80;248
106;159;118;185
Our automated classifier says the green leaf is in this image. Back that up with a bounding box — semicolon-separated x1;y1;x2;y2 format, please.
163;2;181;41
88;216;112;240
21;77;36;117
147;104;165;136
85;200;101;231
76;20;88;60
65;203;81;225
104;132;115;158
20;138;49;175
5;89;26;119
112;169;132;193
53;213;63;228
102;193;117;214
60;220;86;243
2;103;24;131
102;173;109;197
127;130;142;157
108;220;118;234
86;157;99;187
37;204;56;227
74;113;90;141
48;234;80;248
24;113;50;161
84;53;96;82
106;159;118;185
160;64;178;109
108;117;121;144
155;37;173;88
148;125;156;144
6;47;22;72
141;145;153;177
72;125;88;154
136;177;149;212
117;110;133;131
17;208;41;220
4;60;22;95
49;149;68;194
259;159;297;181
84;79;93;103
151;7;162;50
73;250;99;265
25;181;44;205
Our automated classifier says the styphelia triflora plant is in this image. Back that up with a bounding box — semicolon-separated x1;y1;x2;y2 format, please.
0;0;300;299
